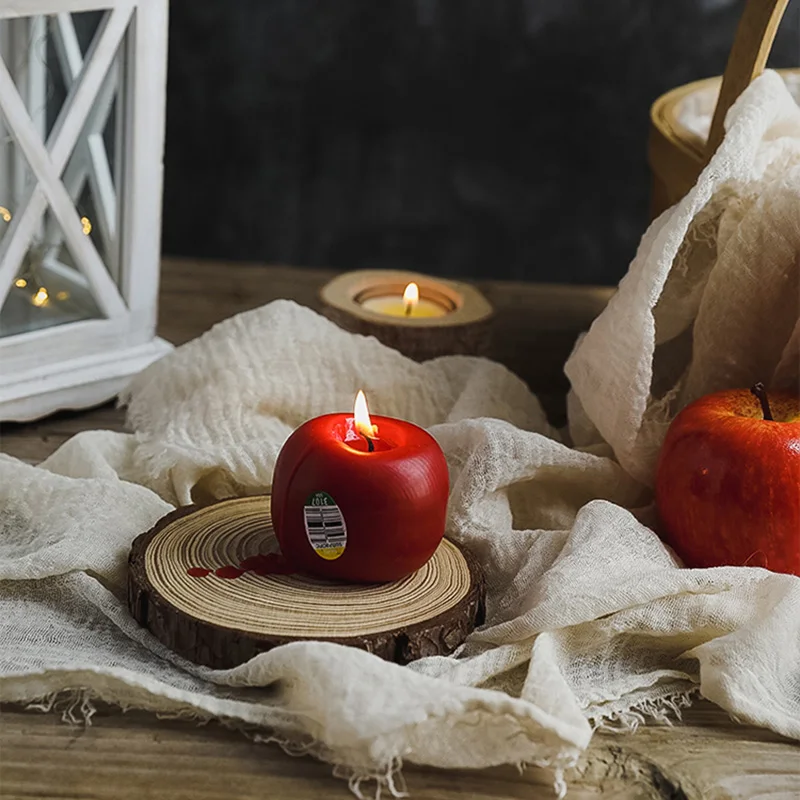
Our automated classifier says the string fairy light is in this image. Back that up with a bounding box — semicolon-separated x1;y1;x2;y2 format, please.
0;204;92;308
0;204;92;236
31;287;49;307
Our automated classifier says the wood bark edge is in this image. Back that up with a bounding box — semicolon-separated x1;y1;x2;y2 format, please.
128;503;486;670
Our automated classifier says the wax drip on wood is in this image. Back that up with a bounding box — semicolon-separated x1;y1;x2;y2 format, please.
186;567;211;577
187;552;294;579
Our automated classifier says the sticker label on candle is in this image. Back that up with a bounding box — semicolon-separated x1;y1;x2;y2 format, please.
303;491;347;560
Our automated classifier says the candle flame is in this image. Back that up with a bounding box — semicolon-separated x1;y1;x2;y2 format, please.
354;390;376;438
403;282;419;316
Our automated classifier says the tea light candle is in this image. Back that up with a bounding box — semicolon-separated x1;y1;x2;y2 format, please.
320;270;494;362
359;282;449;319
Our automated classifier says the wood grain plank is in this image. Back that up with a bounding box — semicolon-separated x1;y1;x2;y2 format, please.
1;701;796;800
0;404;127;464
578;704;799;800
0;705;593;800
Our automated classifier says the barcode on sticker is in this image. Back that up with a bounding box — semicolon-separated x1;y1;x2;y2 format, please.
304;492;347;560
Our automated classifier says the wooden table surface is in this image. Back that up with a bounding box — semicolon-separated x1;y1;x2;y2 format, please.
1;257;798;800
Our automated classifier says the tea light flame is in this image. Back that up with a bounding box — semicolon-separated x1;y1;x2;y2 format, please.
403;282;419;316
354;390;376;439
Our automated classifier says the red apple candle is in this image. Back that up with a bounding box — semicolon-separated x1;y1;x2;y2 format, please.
655;383;800;576
270;391;449;582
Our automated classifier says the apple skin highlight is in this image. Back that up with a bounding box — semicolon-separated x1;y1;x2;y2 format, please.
655;388;800;576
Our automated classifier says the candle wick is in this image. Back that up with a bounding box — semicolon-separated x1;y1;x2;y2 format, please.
364;435;375;452
404;303;412;317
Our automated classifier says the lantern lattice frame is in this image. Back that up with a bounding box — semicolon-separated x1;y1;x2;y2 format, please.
0;0;170;421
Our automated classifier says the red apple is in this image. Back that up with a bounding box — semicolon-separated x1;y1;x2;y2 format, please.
270;409;449;583
655;384;800;575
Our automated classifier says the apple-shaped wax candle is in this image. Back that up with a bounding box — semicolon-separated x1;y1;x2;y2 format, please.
270;391;449;582
655;384;800;575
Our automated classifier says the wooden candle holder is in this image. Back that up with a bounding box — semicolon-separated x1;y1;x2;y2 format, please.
320;270;494;362
128;496;485;669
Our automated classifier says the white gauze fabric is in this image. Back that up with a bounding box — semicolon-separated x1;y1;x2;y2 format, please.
2;70;800;796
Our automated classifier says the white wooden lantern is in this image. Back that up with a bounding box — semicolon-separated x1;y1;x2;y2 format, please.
0;0;171;421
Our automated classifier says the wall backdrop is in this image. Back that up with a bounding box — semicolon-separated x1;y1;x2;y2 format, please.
161;0;799;285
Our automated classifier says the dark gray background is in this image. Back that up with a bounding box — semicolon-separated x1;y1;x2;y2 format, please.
161;0;799;285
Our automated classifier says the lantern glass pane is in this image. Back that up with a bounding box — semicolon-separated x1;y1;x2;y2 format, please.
0;11;127;338
0;228;104;338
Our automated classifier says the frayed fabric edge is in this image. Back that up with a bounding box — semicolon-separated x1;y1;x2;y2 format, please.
249;710;579;800
247;730;412;800
18;687;577;800
588;687;700;734
26;687;98;726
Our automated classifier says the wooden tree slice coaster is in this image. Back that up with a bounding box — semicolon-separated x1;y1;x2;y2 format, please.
128;496;485;669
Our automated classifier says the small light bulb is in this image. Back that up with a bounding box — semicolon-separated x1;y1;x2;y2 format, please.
14;278;27;288
31;287;49;307
80;216;92;235
0;206;11;223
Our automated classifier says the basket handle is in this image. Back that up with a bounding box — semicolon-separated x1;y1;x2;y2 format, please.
706;0;790;157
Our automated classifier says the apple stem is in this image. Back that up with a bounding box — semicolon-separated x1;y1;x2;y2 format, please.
750;382;774;421
364;435;375;452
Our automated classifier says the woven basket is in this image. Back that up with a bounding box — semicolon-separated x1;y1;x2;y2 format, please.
649;0;799;216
